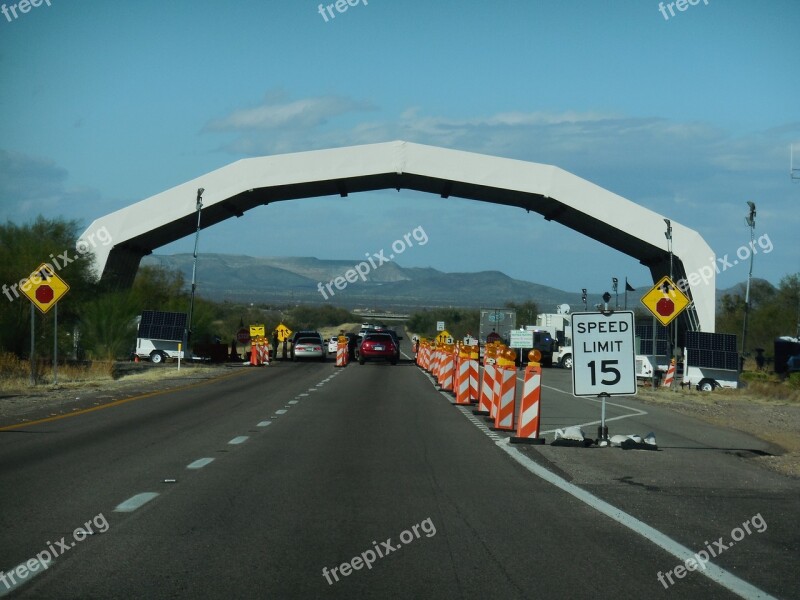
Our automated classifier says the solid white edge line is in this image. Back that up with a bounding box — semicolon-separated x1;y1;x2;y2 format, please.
496;441;777;600
186;457;215;469
114;492;159;513
418;364;776;599
0;558;52;597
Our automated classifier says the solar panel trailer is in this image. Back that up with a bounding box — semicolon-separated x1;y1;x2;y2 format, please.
135;310;190;363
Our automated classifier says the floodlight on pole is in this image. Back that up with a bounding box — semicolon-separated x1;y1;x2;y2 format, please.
741;202;756;369
187;188;204;348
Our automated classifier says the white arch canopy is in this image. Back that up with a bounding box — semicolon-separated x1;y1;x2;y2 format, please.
80;140;715;332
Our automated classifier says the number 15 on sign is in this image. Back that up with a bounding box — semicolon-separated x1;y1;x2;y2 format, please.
571;311;637;397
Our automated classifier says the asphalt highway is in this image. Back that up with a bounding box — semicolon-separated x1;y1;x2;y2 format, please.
0;349;796;599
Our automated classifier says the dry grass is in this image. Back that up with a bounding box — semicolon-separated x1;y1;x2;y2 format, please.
0;352;115;392
318;322;361;339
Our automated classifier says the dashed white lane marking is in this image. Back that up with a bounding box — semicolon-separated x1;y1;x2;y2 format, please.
186;457;215;469
114;492;159;513
288;400;299;405
299;393;309;397
228;436;249;445
275;409;288;415
257;421;272;427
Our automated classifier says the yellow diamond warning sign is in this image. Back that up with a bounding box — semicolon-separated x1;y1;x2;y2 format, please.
275;324;293;342
640;276;690;326
21;263;70;314
436;330;453;344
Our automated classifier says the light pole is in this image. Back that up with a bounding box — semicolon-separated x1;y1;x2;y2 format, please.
741;201;756;370
664;219;675;362
187;187;204;348
612;277;618;309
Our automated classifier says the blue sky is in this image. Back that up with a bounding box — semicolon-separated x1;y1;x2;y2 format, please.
1;0;798;299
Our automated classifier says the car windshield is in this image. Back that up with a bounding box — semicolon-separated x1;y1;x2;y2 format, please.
296;338;319;345
365;334;393;343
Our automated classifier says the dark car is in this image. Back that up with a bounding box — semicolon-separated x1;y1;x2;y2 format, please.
788;354;800;373
515;331;556;367
358;328;402;361
358;333;398;365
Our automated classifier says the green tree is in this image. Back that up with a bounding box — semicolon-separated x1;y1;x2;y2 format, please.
0;217;99;356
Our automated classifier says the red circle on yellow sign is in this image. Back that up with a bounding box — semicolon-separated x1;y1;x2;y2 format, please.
35;285;54;304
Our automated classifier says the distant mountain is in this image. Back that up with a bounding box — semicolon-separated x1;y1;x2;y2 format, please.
138;253;705;311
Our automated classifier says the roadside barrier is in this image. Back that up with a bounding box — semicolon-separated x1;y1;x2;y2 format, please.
491;348;517;431
250;337;269;366
475;344;497;416
454;345;473;405
662;359;676;387
438;344;455;392
511;359;544;444
336;342;347;367
468;345;480;403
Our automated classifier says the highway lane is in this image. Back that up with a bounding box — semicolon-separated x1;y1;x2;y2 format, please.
0;357;795;599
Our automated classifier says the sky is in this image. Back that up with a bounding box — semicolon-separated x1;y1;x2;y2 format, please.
1;0;798;302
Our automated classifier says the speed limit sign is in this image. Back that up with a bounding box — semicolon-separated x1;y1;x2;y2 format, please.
571;311;636;397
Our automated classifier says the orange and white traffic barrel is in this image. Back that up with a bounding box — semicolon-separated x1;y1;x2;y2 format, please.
511;352;544;444
492;348;517;431
662;358;676;387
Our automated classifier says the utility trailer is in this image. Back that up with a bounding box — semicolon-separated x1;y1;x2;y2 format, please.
134;310;190;363
635;329;739;391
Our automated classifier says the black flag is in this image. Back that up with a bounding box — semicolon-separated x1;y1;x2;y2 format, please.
625;280;635;292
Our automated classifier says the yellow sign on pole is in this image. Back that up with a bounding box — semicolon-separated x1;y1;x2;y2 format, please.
275;324;293;342
436;330;453;344
640;276;691;326
250;324;266;338
21;263;70;314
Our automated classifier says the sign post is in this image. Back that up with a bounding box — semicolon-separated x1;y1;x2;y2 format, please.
20;263;70;386
571;310;636;445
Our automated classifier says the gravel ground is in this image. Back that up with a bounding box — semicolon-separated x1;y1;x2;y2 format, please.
635;385;800;478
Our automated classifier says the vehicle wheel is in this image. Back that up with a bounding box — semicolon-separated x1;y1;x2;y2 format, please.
359;357;365;365
150;351;164;364
697;378;716;392
561;354;573;370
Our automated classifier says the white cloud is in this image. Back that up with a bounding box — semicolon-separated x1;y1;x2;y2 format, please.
204;92;375;132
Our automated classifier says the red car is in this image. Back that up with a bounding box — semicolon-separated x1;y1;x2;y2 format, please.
358;333;398;365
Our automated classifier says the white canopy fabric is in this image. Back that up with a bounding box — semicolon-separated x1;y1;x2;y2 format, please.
80;140;714;331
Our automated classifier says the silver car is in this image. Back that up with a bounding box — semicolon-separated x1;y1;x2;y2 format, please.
292;336;325;361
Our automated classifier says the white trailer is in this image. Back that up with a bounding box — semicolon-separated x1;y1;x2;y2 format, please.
134;311;190;364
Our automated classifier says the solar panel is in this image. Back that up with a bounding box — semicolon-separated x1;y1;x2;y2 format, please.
139;310;187;341
685;331;737;352
687;348;739;370
635;323;668;355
